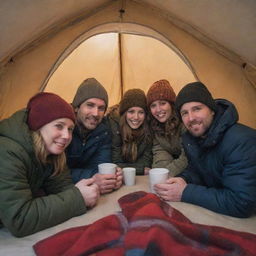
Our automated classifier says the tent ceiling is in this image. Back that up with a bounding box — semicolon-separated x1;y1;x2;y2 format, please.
0;0;256;67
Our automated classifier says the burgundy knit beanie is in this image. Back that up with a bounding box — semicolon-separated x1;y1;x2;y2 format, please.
119;88;147;115
27;92;76;131
146;79;176;107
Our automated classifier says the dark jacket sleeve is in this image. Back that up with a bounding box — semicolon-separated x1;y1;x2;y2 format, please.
110;117;124;164
68;122;112;182
70;137;112;181
0;139;87;237
181;130;256;218
176;162;204;184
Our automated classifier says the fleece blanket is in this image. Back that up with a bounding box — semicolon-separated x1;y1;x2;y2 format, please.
33;191;256;256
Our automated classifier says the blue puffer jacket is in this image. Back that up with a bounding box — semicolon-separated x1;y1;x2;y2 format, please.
179;99;256;218
66;117;112;183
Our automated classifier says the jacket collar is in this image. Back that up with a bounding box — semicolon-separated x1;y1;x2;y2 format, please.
184;99;238;148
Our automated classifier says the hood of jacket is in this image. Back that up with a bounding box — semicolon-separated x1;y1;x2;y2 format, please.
184;99;239;148
107;104;120;123
0;109;34;155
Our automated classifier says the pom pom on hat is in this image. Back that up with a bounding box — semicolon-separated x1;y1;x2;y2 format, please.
27;92;75;131
119;89;147;115
146;79;176;107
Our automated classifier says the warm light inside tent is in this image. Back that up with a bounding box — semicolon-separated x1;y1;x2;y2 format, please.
45;33;196;107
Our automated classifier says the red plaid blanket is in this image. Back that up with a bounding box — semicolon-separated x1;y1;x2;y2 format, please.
34;191;256;256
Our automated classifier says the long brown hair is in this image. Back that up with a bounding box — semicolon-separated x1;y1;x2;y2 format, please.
119;112;151;162
31;131;66;176
148;102;181;140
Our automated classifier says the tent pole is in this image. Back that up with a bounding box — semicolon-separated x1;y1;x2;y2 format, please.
118;32;124;98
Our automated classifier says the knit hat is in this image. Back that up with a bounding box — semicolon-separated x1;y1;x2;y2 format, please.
27;92;76;131
146;79;176;107
72;78;108;108
119;88;147;115
175;81;217;114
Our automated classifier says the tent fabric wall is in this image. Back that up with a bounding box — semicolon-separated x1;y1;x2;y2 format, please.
0;0;255;128
45;33;196;107
45;33;122;108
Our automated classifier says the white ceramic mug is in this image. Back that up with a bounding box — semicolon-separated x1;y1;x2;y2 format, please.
149;168;169;193
98;163;117;175
123;167;136;186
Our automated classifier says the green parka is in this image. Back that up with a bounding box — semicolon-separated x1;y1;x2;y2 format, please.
107;109;152;175
0;110;86;237
152;123;188;176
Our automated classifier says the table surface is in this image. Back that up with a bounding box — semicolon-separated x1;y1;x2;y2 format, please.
1;176;256;256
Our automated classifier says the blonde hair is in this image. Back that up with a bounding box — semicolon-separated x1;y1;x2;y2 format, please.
31;131;66;176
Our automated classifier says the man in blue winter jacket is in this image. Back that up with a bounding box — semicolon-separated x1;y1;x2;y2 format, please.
154;81;256;218
66;78;122;194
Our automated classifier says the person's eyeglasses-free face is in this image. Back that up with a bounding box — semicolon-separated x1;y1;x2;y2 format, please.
180;102;214;137
150;100;172;123
126;106;145;129
75;98;106;130
39;118;74;155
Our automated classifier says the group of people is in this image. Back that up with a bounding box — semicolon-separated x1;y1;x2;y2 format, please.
0;77;255;237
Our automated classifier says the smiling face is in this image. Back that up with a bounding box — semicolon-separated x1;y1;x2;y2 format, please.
75;98;106;130
180;102;215;137
39;118;74;155
150;100;172;123
125;106;146;129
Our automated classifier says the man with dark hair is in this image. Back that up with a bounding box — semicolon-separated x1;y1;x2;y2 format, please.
154;81;256;218
67;78;122;194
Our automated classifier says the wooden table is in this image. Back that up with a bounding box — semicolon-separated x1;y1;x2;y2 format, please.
0;176;255;255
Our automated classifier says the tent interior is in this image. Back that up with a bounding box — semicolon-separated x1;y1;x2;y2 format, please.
0;0;256;128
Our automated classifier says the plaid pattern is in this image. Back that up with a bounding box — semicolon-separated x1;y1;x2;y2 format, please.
34;191;256;256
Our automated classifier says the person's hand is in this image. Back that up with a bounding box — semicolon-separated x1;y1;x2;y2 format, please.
154;177;187;202
75;178;100;208
93;173;117;194
114;167;123;190
144;167;151;175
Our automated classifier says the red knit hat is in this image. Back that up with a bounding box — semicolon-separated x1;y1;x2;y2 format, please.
27;92;76;131
146;79;176;107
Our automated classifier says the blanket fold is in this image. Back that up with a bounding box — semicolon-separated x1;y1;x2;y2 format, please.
33;191;256;256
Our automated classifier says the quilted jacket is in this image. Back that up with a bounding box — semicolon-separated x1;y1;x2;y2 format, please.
66;117;112;182
0;110;86;237
180;99;256;217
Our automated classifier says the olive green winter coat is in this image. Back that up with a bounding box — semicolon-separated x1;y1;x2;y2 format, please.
0;110;86;237
152;123;188;176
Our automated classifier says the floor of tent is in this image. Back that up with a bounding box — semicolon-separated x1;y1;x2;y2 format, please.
0;176;255;255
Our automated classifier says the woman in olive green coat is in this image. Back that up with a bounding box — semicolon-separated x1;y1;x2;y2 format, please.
107;89;152;175
147;79;187;176
0;92;99;237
